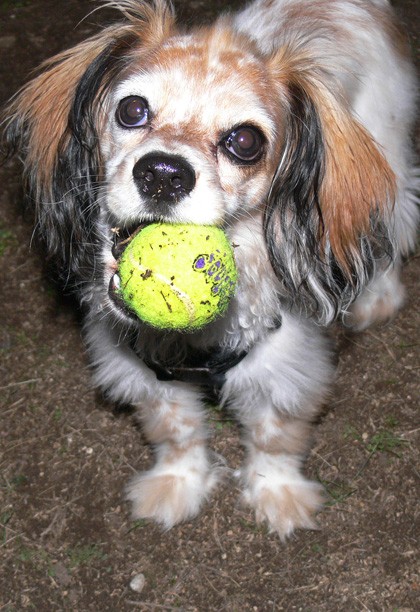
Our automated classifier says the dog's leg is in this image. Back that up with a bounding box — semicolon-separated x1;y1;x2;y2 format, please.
345;264;405;331
236;406;324;540
345;168;419;331
126;387;220;528
223;316;332;538
85;321;219;528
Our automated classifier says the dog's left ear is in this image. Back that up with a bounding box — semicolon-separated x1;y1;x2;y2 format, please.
265;51;396;324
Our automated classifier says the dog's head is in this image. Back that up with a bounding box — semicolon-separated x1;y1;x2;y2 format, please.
3;0;395;323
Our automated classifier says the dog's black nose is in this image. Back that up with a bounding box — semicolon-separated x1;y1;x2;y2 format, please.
133;153;196;205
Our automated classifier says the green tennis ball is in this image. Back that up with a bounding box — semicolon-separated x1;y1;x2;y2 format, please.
115;223;237;331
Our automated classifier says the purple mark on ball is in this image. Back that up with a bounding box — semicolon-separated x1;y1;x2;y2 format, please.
194;256;206;270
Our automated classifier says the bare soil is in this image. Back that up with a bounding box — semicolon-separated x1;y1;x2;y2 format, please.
0;1;418;610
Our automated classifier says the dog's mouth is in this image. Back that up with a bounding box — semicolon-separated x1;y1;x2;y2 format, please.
110;223;147;260
108;223;147;321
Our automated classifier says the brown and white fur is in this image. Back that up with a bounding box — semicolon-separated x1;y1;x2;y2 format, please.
3;0;418;538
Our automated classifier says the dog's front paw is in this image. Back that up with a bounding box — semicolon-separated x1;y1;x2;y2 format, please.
239;456;324;539
126;460;220;529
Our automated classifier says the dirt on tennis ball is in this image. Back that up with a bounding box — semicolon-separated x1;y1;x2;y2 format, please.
114;223;238;331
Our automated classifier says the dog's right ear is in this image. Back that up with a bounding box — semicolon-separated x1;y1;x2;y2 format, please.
1;0;175;285
265;45;396;324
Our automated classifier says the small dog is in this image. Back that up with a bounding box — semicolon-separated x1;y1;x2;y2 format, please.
3;0;418;538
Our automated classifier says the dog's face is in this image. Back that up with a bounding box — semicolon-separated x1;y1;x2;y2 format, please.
102;30;284;230
4;0;396;324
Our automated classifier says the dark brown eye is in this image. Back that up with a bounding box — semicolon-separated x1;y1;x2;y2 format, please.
116;96;149;128
224;126;264;162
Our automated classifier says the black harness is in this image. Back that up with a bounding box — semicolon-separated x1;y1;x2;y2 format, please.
131;317;282;401
143;347;248;386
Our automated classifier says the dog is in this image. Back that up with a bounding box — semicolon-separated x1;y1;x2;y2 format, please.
3;0;418;538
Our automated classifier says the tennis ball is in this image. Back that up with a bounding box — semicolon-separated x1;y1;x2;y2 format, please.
114;223;237;331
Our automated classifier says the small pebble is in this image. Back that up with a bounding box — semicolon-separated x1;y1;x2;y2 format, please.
129;573;146;593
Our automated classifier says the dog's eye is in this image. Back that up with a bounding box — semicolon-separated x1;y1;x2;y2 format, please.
223;126;264;162
116;96;149;128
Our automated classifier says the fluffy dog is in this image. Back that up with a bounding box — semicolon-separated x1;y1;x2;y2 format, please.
3;0;418;538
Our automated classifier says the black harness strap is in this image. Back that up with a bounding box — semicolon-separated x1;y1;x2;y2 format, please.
131;317;282;398
143;348;248;388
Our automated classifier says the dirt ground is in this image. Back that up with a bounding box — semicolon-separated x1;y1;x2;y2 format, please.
0;1;418;610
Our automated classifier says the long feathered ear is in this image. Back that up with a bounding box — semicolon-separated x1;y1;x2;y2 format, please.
1;0;175;288
265;52;396;324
